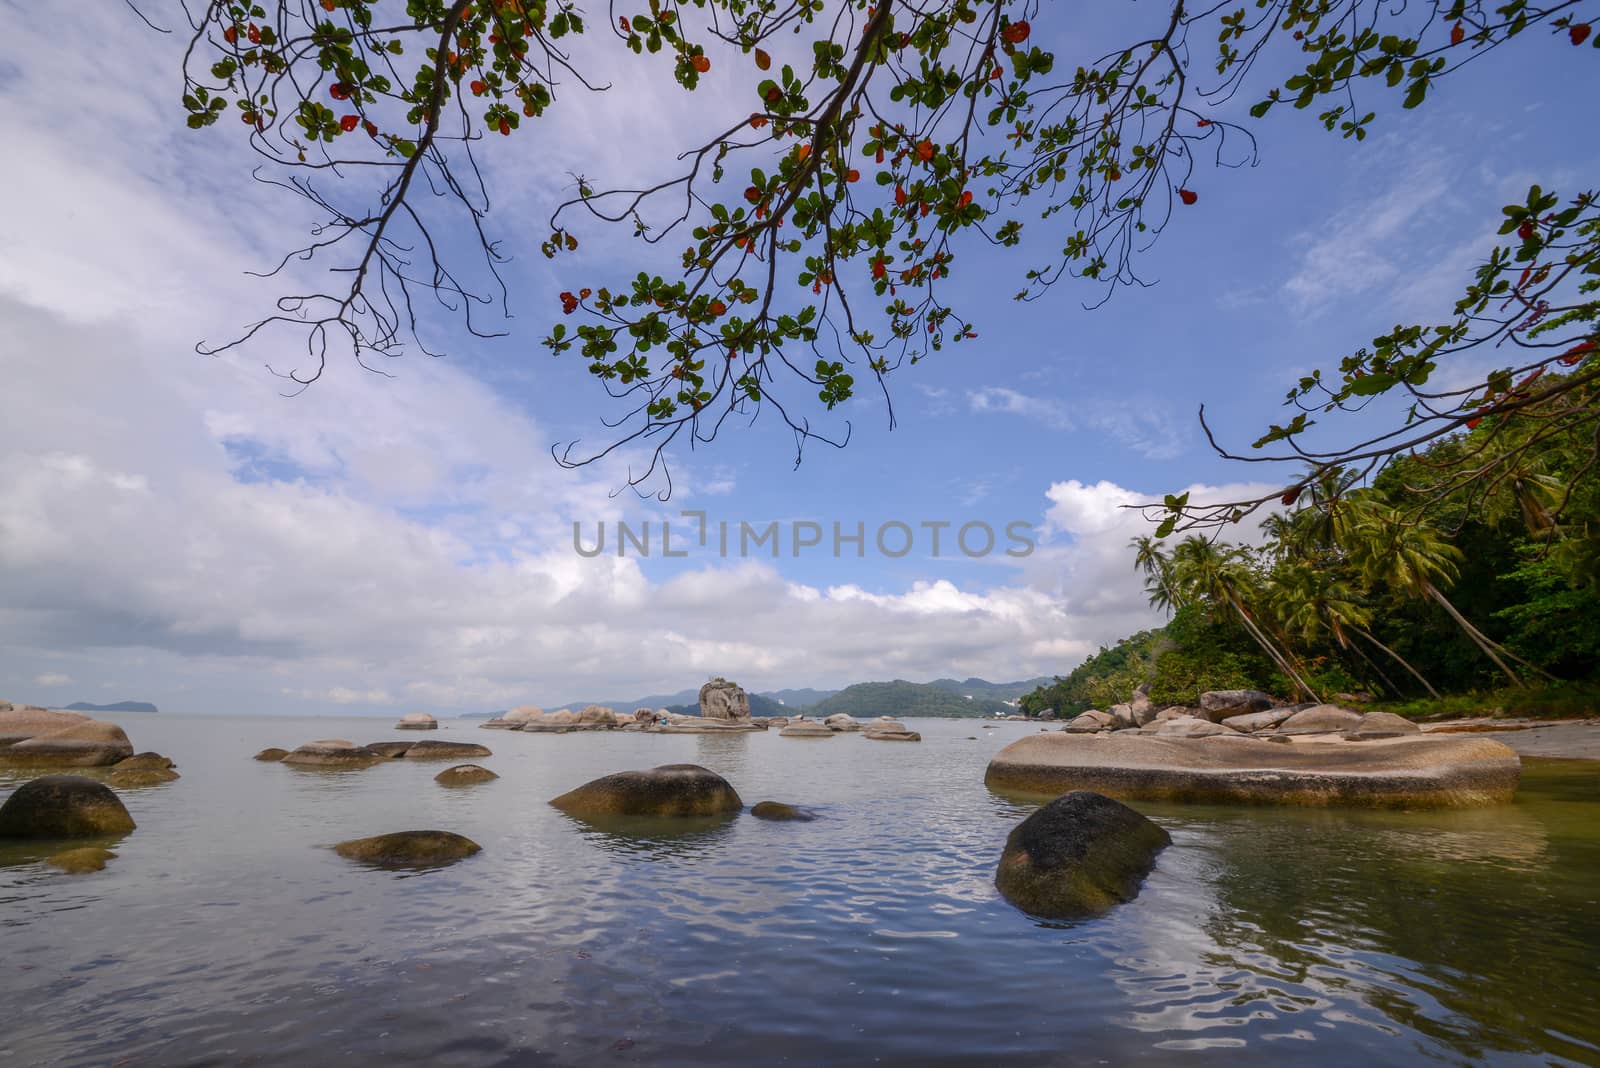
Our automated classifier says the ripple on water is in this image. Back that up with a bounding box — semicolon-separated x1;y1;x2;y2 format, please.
0;721;1597;1066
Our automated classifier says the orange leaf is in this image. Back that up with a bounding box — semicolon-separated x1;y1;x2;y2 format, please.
754;48;771;70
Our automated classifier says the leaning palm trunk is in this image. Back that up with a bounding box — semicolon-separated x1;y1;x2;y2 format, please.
1226;592;1321;702
1423;582;1530;688
1342;633;1400;697
1352;626;1441;699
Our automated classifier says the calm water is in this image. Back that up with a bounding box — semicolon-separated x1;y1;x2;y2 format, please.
2;715;1597;1067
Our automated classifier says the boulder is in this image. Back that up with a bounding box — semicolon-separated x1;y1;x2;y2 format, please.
401;740;492;760
1354;711;1422;737
116;752;175;771
1106;704;1138;730
333;830;481;869
1221;708;1297;733
1128;685;1157;726
575;705;618;728
0;706;89;747
1063;710;1112;734
542;709;576;726
985;732;1522;808
823;713;862;732
751;801;816;822
863;719;921;742
281;739;386;768
0;775;136;837
1197;690;1275;722
504;706;545;725
1278;705;1364;734
549;764;743;818
253;747;289;762
107;768;179;788
47;846;117;874
780;721;835;738
0;720;134;767
1154;716;1240;739
396;712;438;731
698;678;751;721
1153;706;1192;723
435;764;498;786
994;791;1171;918
364;741;415;759
1036;709;1057;722
631;708;657;723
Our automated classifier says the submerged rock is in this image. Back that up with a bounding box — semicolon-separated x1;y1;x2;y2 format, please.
281;739;386;768
779;721;834;738
550;764;743;818
253;747;290;762
47;846;117;874
0;720;134;767
751;801;816;821
401;740;492;760
116;753;175;771
435;764;498;786
107;768;179;788
0;775;136;838
985;732;1522;808
396;712;438;731
333;830;481;869
995;791;1170;918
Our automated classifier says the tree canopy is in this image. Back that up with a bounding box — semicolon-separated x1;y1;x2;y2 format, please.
170;0;1596;506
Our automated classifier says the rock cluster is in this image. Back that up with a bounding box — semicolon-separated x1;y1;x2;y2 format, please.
862;717;921;742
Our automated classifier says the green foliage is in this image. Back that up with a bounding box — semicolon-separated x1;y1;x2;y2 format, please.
1147;606;1278;706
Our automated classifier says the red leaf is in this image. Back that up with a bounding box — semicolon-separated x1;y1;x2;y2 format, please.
1450;21;1465;45
1571;23;1592;46
1178;188;1198;205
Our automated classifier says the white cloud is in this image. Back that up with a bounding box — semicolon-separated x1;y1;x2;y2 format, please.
968;387;1073;429
34;673;72;688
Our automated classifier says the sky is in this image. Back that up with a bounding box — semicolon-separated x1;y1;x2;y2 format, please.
0;4;1594;715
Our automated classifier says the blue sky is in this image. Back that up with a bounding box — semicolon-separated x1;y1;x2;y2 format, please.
1;3;1594;714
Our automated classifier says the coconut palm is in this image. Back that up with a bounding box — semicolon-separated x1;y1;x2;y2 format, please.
1129;535;1176;615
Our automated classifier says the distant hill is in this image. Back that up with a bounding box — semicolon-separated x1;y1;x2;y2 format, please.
66;700;158;714
758;687;840;708
809;680;1013;719
549;688;702;712
927;677;1053;703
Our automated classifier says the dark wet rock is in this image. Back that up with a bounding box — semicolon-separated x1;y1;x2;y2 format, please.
400;740;492;760
116;752;175;771
333;830;481;869
986;732;1522;808
435;764;498;786
396;712;438;731
550;764;743;818
0;720;135;767
107;768;179;788
281;739;386;768
0;775;136;838
751;801;816;821
994;791;1171;918
364;741;416;759
47;846;117;873
1278;705;1364;734
779;721;834;738
253;747;289;762
1197;690;1275;723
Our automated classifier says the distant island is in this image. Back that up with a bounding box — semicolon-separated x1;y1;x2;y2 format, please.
66;700;159;714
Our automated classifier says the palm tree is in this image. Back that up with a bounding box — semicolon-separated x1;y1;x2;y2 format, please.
1337;498;1552;688
1168;536;1322;701
1129;536;1176;615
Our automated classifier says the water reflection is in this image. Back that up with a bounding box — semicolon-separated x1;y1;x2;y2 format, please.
554;810;739;860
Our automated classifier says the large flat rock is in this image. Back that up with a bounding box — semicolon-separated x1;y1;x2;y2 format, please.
985;732;1521;808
